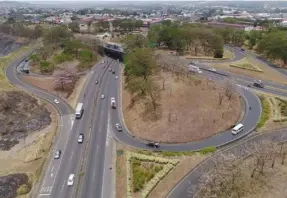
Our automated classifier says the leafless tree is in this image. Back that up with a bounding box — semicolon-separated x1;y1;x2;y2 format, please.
224;80;235;100
53;68;78;92
218;88;225;105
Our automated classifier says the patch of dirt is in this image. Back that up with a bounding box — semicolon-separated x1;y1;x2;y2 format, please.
0;173;29;198
0;33;27;57
122;72;242;143
0;91;51;149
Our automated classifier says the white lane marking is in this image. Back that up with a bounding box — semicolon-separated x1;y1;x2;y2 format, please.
51;165;54;172
38;193;50;196
93;169;96;182
69;151;74;161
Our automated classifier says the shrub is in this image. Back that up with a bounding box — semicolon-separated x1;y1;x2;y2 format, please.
199;146;217;155
256;96;270;129
160;151;195;157
17;183;31;195
79;50;94;62
40;61;54;73
52;53;73;64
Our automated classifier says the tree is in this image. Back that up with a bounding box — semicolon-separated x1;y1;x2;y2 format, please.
43;26;73;46
123;34;148;53
68;21;80;33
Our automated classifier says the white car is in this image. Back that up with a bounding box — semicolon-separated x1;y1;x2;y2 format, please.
208;68;216;72
78;133;84;143
198;70;203;74
101;94;105;99
67;174;75;186
54;99;59;104
115;76;118;79
101;61;105;64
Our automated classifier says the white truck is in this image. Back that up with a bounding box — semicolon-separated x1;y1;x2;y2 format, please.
75;103;84;119
111;97;116;109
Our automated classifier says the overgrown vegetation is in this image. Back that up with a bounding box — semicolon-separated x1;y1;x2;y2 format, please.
257;95;271;129
132;159;163;192
29;26;99;74
199;146;217;155
276;97;287;117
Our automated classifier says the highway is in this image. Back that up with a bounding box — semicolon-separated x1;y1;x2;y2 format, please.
4;46;287;198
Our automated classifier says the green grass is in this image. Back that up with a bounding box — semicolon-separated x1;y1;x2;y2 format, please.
16;183;31;195
230;63;262;72
132;159;163;192
256;96;271;129
199;146;217;155
40;61;54;73
159;151;195;157
52;53;73;64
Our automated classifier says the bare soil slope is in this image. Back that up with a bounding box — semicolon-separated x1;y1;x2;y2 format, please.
122;72;242;143
0;91;51;150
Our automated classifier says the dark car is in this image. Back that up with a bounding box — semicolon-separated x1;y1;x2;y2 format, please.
54;150;62;159
240;48;245;51
115;123;122;132
146;142;160;148
95;80;98;84
112;70;115;74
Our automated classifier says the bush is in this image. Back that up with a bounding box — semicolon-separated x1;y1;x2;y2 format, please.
199;146;217;155
17;183;31;195
256;96;270;129
52;53;73;64
79;50;93;62
160;151;195;157
276;97;287;117
40;61;54;73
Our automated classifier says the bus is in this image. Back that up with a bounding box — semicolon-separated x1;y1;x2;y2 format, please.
75;103;84;119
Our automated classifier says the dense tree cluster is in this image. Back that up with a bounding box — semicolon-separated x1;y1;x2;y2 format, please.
0;23;43;39
148;22;225;57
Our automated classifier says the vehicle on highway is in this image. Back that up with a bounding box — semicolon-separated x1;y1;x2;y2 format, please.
240;48;245;51
95;80;98;84
54;150;62;159
67;174;75;186
253;80;264;88
231;123;244;135
101;94;105;99
78;133;84;143
115;76;118;79
112;70;115;74
75;103;84;119
208;68;216;72
54;99;59;104
115;123;123;132
111;97;116;109
146;142;160;148
21;68;29;74
101;61;105;64
109;68;112;72
25;59;28;62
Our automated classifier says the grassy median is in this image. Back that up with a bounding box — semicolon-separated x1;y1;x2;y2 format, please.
256;95;271;129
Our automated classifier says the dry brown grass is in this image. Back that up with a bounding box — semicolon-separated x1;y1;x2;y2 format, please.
122;71;242;143
115;142;208;198
21;74;88;108
212;58;287;85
